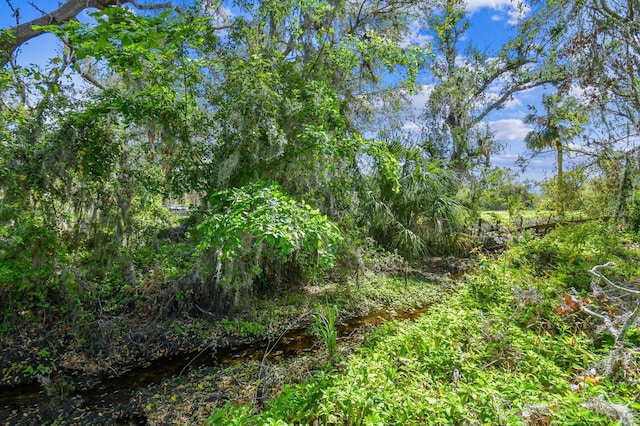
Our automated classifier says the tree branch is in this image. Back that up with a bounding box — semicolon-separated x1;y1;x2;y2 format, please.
0;0;173;66
617;301;640;345
588;263;640;296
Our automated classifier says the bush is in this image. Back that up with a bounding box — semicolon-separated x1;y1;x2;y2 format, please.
196;181;342;303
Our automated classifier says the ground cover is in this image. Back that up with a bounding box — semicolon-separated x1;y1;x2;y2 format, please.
0;258;464;424
479;210;587;225
210;221;640;425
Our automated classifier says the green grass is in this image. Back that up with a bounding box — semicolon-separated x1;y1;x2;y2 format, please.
215;272;455;345
480;209;550;223
480;210;589;225
208;222;640;425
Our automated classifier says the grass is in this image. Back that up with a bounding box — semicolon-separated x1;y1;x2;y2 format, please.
208;221;640;425
217;270;456;346
479;210;591;228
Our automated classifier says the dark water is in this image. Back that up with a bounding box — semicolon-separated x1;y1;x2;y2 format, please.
0;303;434;412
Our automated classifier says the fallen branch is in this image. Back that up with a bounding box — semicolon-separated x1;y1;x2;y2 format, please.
577;263;640;381
588;263;640;296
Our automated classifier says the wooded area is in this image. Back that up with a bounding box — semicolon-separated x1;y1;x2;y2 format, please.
1;0;639;423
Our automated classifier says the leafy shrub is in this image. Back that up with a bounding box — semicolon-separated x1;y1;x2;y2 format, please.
197;181;341;302
0;217;67;321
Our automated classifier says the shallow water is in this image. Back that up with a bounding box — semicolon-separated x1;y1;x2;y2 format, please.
0;303;435;412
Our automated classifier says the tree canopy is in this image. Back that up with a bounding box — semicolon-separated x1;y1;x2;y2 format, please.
1;0;639;323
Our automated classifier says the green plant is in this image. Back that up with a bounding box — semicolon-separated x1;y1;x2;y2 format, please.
240;321;267;337
312;304;338;358
210;223;640;425
196;181;342;303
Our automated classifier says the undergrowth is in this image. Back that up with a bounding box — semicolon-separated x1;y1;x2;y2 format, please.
208;221;640;425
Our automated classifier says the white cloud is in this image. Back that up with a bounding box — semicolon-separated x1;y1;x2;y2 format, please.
503;95;522;110
492;153;520;167
400;21;434;48
464;0;531;24
205;4;234;26
484;89;523;111
464;0;515;12
566;85;603;104
492;152;555;182
402;122;422;132
488;118;532;141
506;2;531;25
408;84;435;111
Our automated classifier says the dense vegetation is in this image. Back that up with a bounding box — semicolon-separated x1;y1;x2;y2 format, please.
212;222;640;424
1;0;640;423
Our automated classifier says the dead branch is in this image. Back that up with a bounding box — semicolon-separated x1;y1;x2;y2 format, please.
583;263;640;345
578;263;640;381
588;263;640;296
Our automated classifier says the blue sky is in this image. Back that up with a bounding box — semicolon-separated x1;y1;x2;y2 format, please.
1;0;556;182
455;0;557;181
468;0;555;180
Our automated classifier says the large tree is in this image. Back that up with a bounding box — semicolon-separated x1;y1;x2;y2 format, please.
557;0;640;134
422;0;564;172
523;93;587;214
544;0;640;221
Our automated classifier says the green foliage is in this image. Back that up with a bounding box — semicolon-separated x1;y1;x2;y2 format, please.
0;0;436;329
477;168;537;215
312;304;338;358
211;223;640;425
524;93;589;215
198;181;340;268
505;221;638;294
197;182;341;294
0;217;62;316
630;194;640;234
363;142;468;257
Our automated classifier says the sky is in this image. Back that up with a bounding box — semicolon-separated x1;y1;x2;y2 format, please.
0;0;557;183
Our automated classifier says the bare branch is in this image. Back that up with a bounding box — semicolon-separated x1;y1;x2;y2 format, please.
72;62;106;90
128;0;172;10
4;0;18;26
617;301;640;346
583;263;640;350
27;1;47;16
589;263;640;296
61;37;106;90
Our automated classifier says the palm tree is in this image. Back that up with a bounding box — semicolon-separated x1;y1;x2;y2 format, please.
524;94;587;215
362;141;467;285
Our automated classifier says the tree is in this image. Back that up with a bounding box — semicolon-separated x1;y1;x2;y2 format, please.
0;4;211;323
0;0;441;322
0;0;176;66
523;93;587;215
548;0;640;222
477;168;537;216
422;0;563;172
189;0;429;217
362;139;467;261
555;0;640;135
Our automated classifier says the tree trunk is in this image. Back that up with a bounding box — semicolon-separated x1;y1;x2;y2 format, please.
615;153;635;224
556;140;564;215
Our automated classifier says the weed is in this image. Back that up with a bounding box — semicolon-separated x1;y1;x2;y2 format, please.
312;304;338;358
210;222;640;425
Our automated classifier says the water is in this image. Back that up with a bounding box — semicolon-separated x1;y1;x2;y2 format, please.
0;304;435;412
